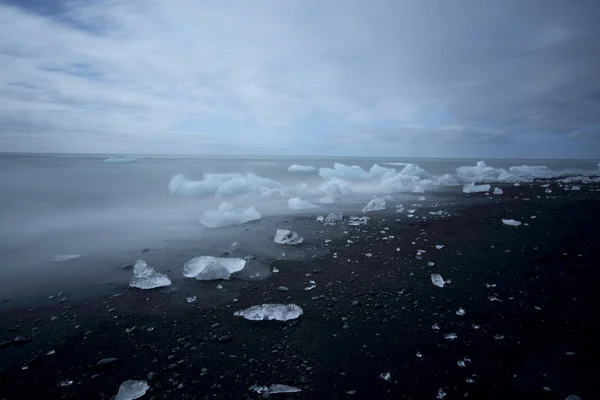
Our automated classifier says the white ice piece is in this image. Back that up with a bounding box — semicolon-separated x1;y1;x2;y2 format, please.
380;164;434;193
431;274;445;288
319;162;372;181
462;183;491;193
115;380;149;400
288;164;317;173
288;197;318;210
362;198;386;212
234;304;303;321
437;388;447;399
444;333;457;340
183;256;246;280
53;254;81;262
274;229;304;245
318;177;352;203
493;187;504;195
129;260;172;289
230;242;241;251
200;202;261;228
369;164;397;180
105;156;137;163
326;212;343;222
502;219;522;226
250;384;302;395
456;307;466;316
348;216;369;226
435;245;445;250
380;372;392;382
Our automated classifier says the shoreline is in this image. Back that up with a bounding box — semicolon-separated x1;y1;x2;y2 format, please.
1;182;599;399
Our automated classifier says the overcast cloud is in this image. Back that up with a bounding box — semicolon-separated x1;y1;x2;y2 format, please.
1;0;599;157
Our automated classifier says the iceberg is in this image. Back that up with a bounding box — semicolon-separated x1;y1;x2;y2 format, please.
288;164;317;173
115;380;149;400
362;198;386;212
215;174;282;197
493;187;504;195
129;260;172;289
502;219;522;226
319;177;351;203
319;162;372;181
288;197;318;210
200;202;261;228
462;183;491;193
183;256;246;280
369;164;397;180
234;303;303;321
380;164;434;193
274;229;304;245
105;156;137;163
168;173;281;198
168;174;222;196
53;254;81;262
250;384;302;395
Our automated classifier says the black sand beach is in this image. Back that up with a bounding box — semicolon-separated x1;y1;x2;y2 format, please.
1;182;599;399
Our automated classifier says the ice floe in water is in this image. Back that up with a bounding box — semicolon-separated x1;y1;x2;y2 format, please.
288;164;317;173
129;260;172;289
169;173;281;198
288;197;318;210
53;254;81;262
115;380;149;400
250;384;302;395
362;198;386;212
431;273;446;288
234;304;303;321
502;219;522;226
274;229;304;245
319;162;372;181
105;156;137;163
462;183;491;193
200;202;261;228
183;256;246;280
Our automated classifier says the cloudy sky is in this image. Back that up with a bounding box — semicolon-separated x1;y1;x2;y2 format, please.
1;0;599;158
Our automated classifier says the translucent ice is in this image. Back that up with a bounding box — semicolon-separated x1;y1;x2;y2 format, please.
348;216;369;226
462;183;491;193
288;164;317;173
169;173;281;198
502;219;522;226
250;384;302;395
200;202;261;228
183;256;246;280
129;260;172;289
274;229;304;245
319;162;372;181
362;198;386;212
288;197;319;210
115;380;149;400
431;274;445;288
326;212;343;222
319;177;352;202
234;304;303;321
369;164;397;180
493;187;504;195
381;164;434;193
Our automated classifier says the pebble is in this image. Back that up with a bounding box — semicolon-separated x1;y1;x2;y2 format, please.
218;335;232;343
120;264;134;270
278;286;289;292
147;372;158;381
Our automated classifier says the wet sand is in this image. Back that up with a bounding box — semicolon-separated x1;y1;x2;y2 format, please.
1;182;599;399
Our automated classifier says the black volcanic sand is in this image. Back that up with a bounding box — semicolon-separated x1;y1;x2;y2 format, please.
1;182;599;399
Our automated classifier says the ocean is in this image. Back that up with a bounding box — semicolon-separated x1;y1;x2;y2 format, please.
0;154;597;299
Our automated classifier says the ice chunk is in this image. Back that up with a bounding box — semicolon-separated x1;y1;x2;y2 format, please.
316;215;324;222
105;156;137;163
288;197;318;210
456;307;466;316
348;216;369;226
319;162;372;181
53;254;81;262
200;202;261;228
288;164;317;173
493;187;504;195
369;164;397;180
115;380;149;400
215;174;282;197
234;303;303;321
183;256;246;280
437;388;447;399
169;173;282;198
319;177;351;203
230;242;241;251
380;164;434;193
380;372;392;382
457;161;513;182
326;212;343;222
570;185;581;191
362;198;386;212
444;333;457;340
431;273;445;288
435;245;445;250
274;229;304;245
502;219;522;226
462;183;491;193
250;384;302;395
168;174;221;196
129;260;172;289
545;188;552;194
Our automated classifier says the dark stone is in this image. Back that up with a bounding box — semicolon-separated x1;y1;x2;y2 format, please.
96;357;119;367
218;335;232;343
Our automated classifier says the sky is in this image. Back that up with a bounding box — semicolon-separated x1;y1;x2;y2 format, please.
1;0;599;158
